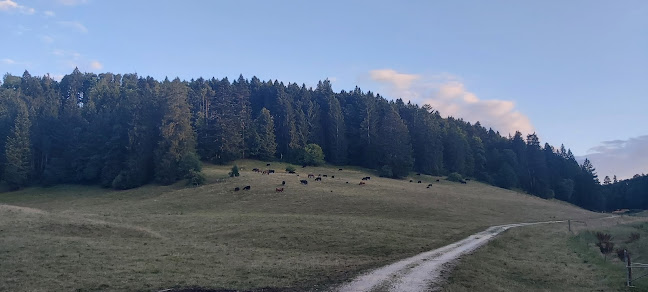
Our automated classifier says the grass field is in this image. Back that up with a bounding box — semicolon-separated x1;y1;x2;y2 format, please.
442;215;648;292
0;160;601;291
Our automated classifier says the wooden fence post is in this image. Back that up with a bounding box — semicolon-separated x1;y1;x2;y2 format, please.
626;249;632;287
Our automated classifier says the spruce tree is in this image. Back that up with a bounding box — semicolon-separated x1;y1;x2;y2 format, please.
4;104;31;189
254;108;277;161
375;106;413;178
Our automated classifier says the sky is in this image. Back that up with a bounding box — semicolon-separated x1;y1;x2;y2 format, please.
1;0;647;179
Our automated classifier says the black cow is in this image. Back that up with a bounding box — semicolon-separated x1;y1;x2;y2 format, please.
338;168;343;171
428;184;433;187
417;181;422;183
410;180;413;182
460;180;467;184
426;186;430;189
266;163;271;166
269;170;275;174
243;186;251;190
331;175;335;178
323;175;328;177
300;180;308;185
346;182;349;184
282;181;286;185
288;170;296;174
362;177;368;181
234;187;240;191
315;177;322;181
436;179;440;182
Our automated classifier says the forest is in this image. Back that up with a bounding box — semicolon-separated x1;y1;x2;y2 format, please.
0;69;645;211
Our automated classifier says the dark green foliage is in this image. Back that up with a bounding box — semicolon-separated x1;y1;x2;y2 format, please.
285;165;296;173
1;69;645;213
300;143;325;166
3;101;31;189
229;165;240;177
446;172;464;182
186;170;205;186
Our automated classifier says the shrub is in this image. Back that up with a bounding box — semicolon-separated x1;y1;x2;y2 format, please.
627;232;640;243
285;165;296;173
616;248;628;261
446;172;464;182
379;165;393;178
300;144;325;166
229;165;240;177
186;170;205;186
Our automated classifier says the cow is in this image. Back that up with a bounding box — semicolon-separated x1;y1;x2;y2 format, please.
359;182;366;185
436;179;440;182
315;177;322;181
426;186;430;189
323;174;328;177
234;187;240;191
308;174;315;178
410;180;413;182
275;187;284;192
339;168;343;171
331;175;335;178
428;184;433;187
269;170;275;173
262;170;268;175
282;181;286;185
252;168;260;172
267;163;271;166
346;182;349;184
302;165;307;168
460;180;467;184
300;180;308;185
362;177;368;181
366;176;371;180
243;186;251;190
417;181;422;183
288;170;296;174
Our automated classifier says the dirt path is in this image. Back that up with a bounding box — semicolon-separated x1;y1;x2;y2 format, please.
335;220;568;292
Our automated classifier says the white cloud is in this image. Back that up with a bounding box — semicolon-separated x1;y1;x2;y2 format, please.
369;69;420;90
57;21;88;33
43;10;55;17
1;58;16;64
57;0;87;6
0;0;35;14
368;69;534;136
90;60;103;70
578;135;648;180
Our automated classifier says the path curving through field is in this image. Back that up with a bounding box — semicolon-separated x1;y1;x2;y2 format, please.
336;220;569;292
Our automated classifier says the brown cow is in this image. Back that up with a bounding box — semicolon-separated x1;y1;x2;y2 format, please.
275;187;284;192
359;182;366;185
308;174;315;178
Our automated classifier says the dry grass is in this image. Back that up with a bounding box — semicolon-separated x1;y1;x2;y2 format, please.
0;160;599;291
443;215;648;292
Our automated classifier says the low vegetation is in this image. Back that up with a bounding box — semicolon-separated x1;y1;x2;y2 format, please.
0;160;599;291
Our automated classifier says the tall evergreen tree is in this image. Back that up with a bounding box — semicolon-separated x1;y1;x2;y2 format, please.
375;105;413;178
4;102;31;189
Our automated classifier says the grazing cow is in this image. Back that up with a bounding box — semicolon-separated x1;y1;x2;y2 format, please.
267;163;271;166
269;170;275;174
288;171;296;174
359;182;366;185
315;177;322;181
362;177;368;181
346;182;349;184
339;168;343;171
428;183;433;187
410;180;413;182
436;179;440;182
460;180;467;184
331;175;335;178
276;187;284;192
282;181;286;185
243;186;251;190
366;176;371;180
300;180;308;185
323;175;328;177
234;187;240;191
308;174;315;178
252;168;259;172
302;165;307;168
417;181;422;183
426;186;430;189
262;170;268;175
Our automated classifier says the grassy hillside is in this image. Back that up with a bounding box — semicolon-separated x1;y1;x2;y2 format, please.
0;160;599;291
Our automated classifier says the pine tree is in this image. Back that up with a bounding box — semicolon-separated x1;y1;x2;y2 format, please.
254;108;277;161
375;106;413;178
4;103;31;189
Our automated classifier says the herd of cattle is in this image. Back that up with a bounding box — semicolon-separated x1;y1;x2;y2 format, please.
233;164;469;193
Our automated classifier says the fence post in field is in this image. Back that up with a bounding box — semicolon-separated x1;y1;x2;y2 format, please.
626;249;632;287
568;219;571;232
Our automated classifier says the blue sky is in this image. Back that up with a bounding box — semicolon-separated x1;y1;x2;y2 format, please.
1;0;647;178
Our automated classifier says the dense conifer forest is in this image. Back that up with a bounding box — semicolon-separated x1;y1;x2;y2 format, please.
0;69;645;211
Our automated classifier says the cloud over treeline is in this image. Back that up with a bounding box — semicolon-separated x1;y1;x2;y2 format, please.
578;135;648;180
368;69;534;136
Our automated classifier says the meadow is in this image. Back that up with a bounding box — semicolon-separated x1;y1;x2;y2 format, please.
0;160;600;291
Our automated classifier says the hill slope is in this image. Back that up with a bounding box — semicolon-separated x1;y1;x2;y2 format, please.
0;160;597;291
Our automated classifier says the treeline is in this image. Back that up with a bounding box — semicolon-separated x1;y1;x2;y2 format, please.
0;69;644;212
